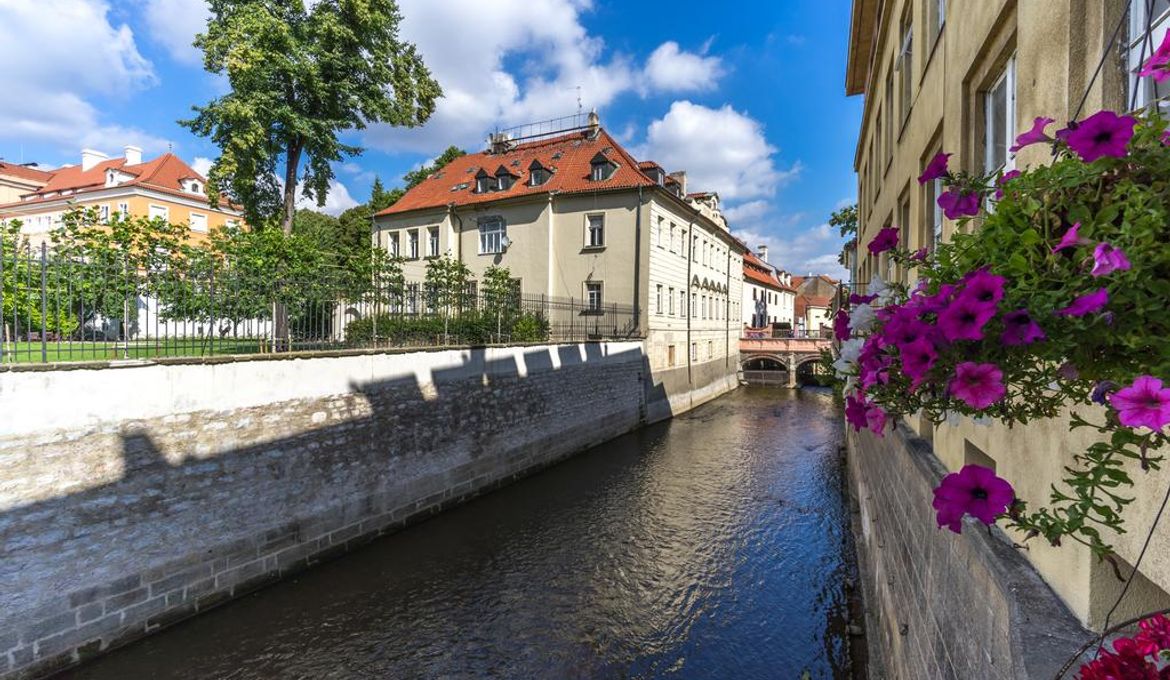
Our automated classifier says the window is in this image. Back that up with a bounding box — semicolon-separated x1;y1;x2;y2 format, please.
475;170;496;193
406;283;420;314
690;342;698;362
98;204;110;223
669;224;677;252
667;344;676;367
679;290;686;318
656;284;663;315
692;235;699;262
408;229;420;259
923;156;944;250
148;204;168;221
668;287;676;315
928;0;946;48
590;154;616;181
655;216;664;247
427;227;440;257
387;231;400;257
898;192;911;282
708;341;714;359
586;214;604;248
691;292;697;317
897;11;913;127
529;161;551;186
701;295;707;320
496;168;517;191
479;217;505;254
189;212;208;232
984;56;1017;174
117;202;129;217
585;282;603;311
1128;0;1170;110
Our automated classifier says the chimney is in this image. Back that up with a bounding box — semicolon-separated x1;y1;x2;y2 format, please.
124;145;142;165
758;244;769;263
586;109;600;137
488;132;513;155
667;171;687;195
81;149;108;172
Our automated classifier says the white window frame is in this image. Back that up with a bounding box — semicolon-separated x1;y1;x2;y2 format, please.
585;281;603;311
117;202;129;217
408;229;420;260
148;204;169;221
668;286;676;315
189;212;208;232
679;290;686;318
585;214;605;248
984;56;1017;174
478;217;506;255
1129;0;1170;111
387;231;400;257
897;15;913;126
98;204;110;223
427;226;440;257
656;284;663;315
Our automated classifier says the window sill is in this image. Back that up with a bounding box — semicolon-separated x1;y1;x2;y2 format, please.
478;251;504;256
581;245;606;252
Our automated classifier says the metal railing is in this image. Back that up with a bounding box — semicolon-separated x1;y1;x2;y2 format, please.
0;239;638;365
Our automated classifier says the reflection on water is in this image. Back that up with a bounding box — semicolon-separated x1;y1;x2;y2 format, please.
63;387;855;679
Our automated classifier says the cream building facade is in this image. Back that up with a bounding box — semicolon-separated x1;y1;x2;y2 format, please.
848;0;1170;629
374;117;746;418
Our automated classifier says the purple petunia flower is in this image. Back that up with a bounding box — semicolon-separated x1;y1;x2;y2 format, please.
958;269;1006;307
937;188;981;220
867;226;900;255
1051;222;1087;253
1139;31;1170;83
932;464;1015;534
1001;309;1046;346
1090;381;1118;405
1009;117;1055;153
849;293;878;305
833;310;851;341
1090;242;1132;277
948;361;1007;410
918;152;951;185
937;296;997;342
995;169;1020;200
1108;375;1170;432
845;393;888;436
900;337;938;390
1055;288;1109;317
1057;111;1137;163
910;247;928;261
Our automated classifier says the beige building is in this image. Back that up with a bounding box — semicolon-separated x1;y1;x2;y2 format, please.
741;247;796;330
374;114;746;418
0;147;243;246
848;0;1170;629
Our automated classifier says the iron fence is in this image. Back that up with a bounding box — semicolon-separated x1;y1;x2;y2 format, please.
0;238;638;365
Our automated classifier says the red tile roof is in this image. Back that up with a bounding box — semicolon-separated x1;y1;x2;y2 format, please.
0;153;237;211
378;127;657;216
742;251;796;292
0;162;53;184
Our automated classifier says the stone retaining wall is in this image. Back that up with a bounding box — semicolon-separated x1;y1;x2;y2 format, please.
0;342;735;678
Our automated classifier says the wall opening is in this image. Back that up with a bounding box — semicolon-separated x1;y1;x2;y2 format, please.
964;439;996;471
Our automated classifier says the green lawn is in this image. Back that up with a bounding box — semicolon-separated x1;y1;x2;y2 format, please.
1;338;272;364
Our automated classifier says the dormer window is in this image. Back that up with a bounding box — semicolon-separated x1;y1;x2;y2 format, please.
589;152;616;181
494;165;518;191
528;160;551;186
475;169;496;193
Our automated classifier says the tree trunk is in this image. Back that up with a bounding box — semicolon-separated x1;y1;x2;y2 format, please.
274;143;303;350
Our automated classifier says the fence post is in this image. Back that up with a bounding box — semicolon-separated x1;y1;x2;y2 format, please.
39;242;48;363
121;253;130;359
569;296;575;342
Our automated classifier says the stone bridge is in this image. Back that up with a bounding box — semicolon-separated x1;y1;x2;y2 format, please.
738;335;833;388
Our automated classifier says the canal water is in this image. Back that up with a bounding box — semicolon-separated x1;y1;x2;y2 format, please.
63;387;857;679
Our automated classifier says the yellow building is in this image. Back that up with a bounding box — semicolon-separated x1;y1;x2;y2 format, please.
847;0;1170;635
0;146;242;245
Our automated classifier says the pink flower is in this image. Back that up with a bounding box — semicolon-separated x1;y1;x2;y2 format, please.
1138;30;1170;82
958;269;1006;307
1055;288;1109;317
900;337;938;389
1134;614;1170;656
931;464;1014;533
1051;222;1087;253
1090;242;1131;277
910;247;928;261
937;188;981;219
1108;375;1170;432
865;402;889;436
1009;117;1055;153
845;393;889;436
948;361;1006;409
995;169;1020;200
834;310;851;341
850;293;878;305
1163;130;1170;146
1057;111;1137;163
867;226;900;255
917;152;951;185
1077;637;1160;680
938;296;997;342
1000;309;1045;346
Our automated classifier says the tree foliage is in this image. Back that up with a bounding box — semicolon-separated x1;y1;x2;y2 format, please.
183;0;442;232
830;203;858;238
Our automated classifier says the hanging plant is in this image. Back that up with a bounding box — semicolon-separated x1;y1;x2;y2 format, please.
832;103;1170;557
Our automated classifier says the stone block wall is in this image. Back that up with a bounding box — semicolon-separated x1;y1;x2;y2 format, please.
848;423;1090;679
0;341;732;679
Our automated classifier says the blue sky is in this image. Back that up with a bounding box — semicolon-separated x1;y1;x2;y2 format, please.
0;0;861;277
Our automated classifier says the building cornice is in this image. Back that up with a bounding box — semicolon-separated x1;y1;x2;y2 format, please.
0;185;242;217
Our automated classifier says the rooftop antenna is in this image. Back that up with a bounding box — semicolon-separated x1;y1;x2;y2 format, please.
565;85;582;115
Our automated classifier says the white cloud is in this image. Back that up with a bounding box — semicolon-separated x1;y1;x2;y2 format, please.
297;179;358;217
723;199;770;225
735;223;848;280
0;0;164;153
643;41;723;92
139;0;210;66
191;156;214;177
639;101;799;201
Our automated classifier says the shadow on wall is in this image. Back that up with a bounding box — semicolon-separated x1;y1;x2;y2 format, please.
0;341;670;678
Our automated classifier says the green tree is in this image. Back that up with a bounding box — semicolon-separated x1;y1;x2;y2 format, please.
402;145;466;190
183;0;442;234
829;203;858;238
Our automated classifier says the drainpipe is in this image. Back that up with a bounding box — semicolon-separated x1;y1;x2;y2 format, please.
448;203;463;263
632;185;643;335
725;246;731;369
